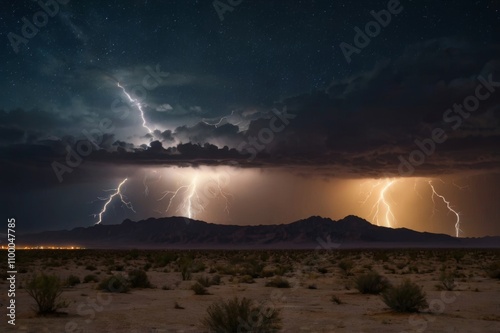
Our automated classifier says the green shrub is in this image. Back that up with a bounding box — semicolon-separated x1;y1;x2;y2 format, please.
382;279;428;312
98;274;129;293
265;276;290;288
65;275;81;287
191;261;206;273
202;297;282;333
354;271;390;294
338;260;354;276
196;275;212;287
191;282;210;295
128;269;152;288
155;253;177;267
179;257;193;281
83;274;99;283
437;271;456;291
25;274;68;314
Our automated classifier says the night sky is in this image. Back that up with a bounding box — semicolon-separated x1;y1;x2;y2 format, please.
1;0;499;237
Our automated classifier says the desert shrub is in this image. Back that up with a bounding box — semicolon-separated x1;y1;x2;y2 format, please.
238;275;255;284
195;274;215;286
128;269;152;288
452;251;465;263
128;248;140;259
114;264;124;271
211;274;221;285
65;275;81;287
215;264;237;276
197;275;212;287
338;260;354;276
354;271;391;294
487;263;500;279
317;267;328;274
191;282;210;295
265;276;290;288
155;252;177;267
191;261;206;273
202;297;282;333
179;257;193;280
25;274;68;314
260;269;275;278
331;294;342;304
241;261;264;278
98;274;129;293
373;251;389;262
437;271;456;291
274;265;292;276
85;265;97;271
382;279;428;312
83;274;99;283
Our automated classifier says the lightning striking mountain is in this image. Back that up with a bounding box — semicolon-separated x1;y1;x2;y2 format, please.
428;181;462;237
94;178;135;224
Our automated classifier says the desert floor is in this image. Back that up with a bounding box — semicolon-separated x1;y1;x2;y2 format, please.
1;249;499;333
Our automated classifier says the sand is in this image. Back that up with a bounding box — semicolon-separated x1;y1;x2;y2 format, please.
1;249;499;333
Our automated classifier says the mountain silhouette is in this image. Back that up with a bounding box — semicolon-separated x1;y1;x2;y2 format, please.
18;215;500;249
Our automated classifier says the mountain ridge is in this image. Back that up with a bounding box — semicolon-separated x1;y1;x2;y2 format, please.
16;215;500;249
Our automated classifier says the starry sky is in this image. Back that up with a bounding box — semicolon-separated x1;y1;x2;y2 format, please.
1;0;499;237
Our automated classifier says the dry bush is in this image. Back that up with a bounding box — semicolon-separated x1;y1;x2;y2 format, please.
202;297;281;333
382;279;428;313
25;274;68;314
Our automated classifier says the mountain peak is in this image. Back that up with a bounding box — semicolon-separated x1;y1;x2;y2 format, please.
18;215;500;249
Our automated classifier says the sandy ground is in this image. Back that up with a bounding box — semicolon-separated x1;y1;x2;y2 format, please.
1;249;499;333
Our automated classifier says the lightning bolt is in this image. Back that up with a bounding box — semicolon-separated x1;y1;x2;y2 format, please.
94;178;135;224
158;175;202;219
373;179;397;228
202;111;242;128
209;175;233;214
157;171;233;219
361;179;397;227
428;181;462;237
117;82;153;133
143;170;161;196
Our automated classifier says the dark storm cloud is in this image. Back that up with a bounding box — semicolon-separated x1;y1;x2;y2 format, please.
0;125;24;144
2;39;500;181
174;122;243;147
